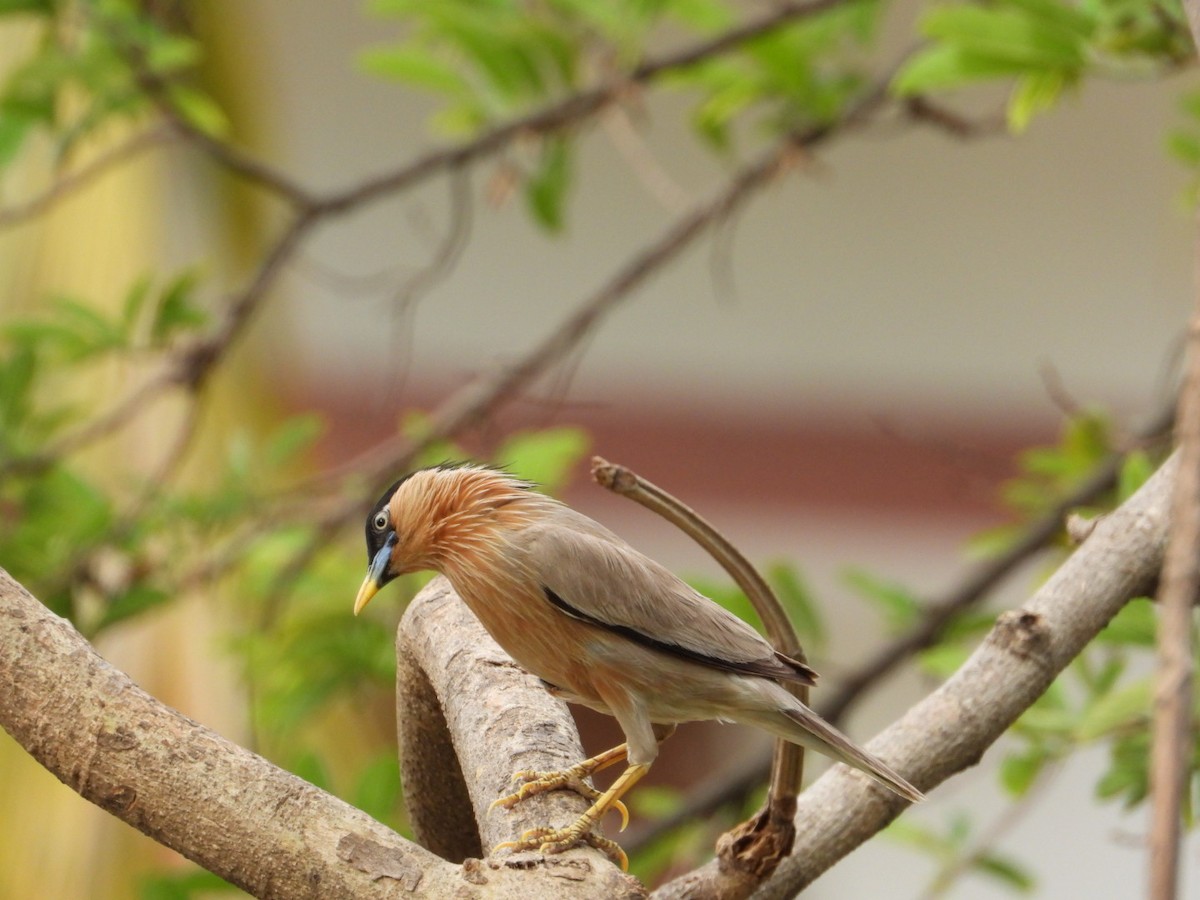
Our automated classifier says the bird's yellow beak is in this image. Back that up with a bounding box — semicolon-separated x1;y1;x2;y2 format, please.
353;576;380;615
354;534;396;615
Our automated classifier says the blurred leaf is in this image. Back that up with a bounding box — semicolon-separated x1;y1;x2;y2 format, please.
152;270;208;342
264;415;325;470
767;561;825;652
1000;745;1047;796
288;750;333;791
166;84;229;136
95;584;171;632
1117;450;1153;501
843;567;922;632
974;852;1036;893
360;46;472;96
1096;598;1156;647
495;426;589;493
1008;69;1068;132
0;0;54;12
353;753;403;825
525;137;571;232
139;867;239;900
1076;678;1151;741
918;641;973;678
629;784;683;819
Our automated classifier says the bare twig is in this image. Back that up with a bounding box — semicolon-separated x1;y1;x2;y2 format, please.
590;457;807;881
4;208;320;476
312;0;855;217
0;127;175;229
820;401;1175;727
1147;245;1200;899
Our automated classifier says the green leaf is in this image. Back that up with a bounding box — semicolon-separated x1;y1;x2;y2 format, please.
767;562;825;651
494;426;589;493
1117;450;1154;500
1096;597;1156;646
289;750;333;791
0;113;32;170
917;641;972;678
921;6;1085;69
525;137;571;232
894;45;1031;94
1076;678;1151;741
629;784;684;819
139;867;237;900
95;584;170;632
166;84;228;136
360;46;473;96
152;270;207;342
842;567;922;631
264;415;325;469
353;754;403;824
1008;69;1068;133
1000;746;1046;796
974;851;1036;892
0;0;52;14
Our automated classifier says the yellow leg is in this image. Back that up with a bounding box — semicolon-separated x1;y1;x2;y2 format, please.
490;742;630;826
495;762;651;870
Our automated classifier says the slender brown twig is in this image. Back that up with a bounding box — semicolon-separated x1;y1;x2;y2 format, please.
1147;235;1200;900
0;127;176;230
590;456;807;877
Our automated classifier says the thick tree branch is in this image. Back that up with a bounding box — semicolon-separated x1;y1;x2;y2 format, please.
653;450;1178;898
0;569;649;897
0;569;443;897
396;576;646;895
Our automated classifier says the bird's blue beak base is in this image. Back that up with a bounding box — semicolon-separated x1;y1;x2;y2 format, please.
354;532;396;614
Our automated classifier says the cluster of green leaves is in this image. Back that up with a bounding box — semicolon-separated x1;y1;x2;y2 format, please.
849;410;1184;895
889;812;1035;896
0;272;207;629
681;0;879;150
0;0;225;177
894;0;1192;132
363;0;882;229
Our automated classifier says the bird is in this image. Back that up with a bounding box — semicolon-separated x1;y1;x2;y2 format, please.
353;462;922;868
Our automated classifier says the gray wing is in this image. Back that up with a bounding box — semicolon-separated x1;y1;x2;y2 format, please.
517;507;816;685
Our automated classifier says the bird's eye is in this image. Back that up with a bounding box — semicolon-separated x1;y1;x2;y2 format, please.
373;511;389;531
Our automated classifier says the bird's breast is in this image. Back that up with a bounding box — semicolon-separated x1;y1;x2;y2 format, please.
448;568;606;708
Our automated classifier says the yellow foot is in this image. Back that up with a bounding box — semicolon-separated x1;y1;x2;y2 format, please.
494;826;629;870
490;768;629;830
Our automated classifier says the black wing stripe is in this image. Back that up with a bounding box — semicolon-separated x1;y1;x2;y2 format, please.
542;586;815;686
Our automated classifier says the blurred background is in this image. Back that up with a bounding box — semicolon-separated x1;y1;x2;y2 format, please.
0;0;1194;897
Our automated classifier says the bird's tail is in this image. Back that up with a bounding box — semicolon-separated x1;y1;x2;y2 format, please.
753;702;924;803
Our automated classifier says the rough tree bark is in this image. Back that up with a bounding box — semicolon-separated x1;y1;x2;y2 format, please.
0;449;1177;898
0;571;638;898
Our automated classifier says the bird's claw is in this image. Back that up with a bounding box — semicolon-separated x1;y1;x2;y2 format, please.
490;768;629;830
494;826;629;870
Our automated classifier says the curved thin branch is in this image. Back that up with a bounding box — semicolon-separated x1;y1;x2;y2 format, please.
311;0;854;216
653;450;1178;898
0;127;175;230
589;457;806;880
